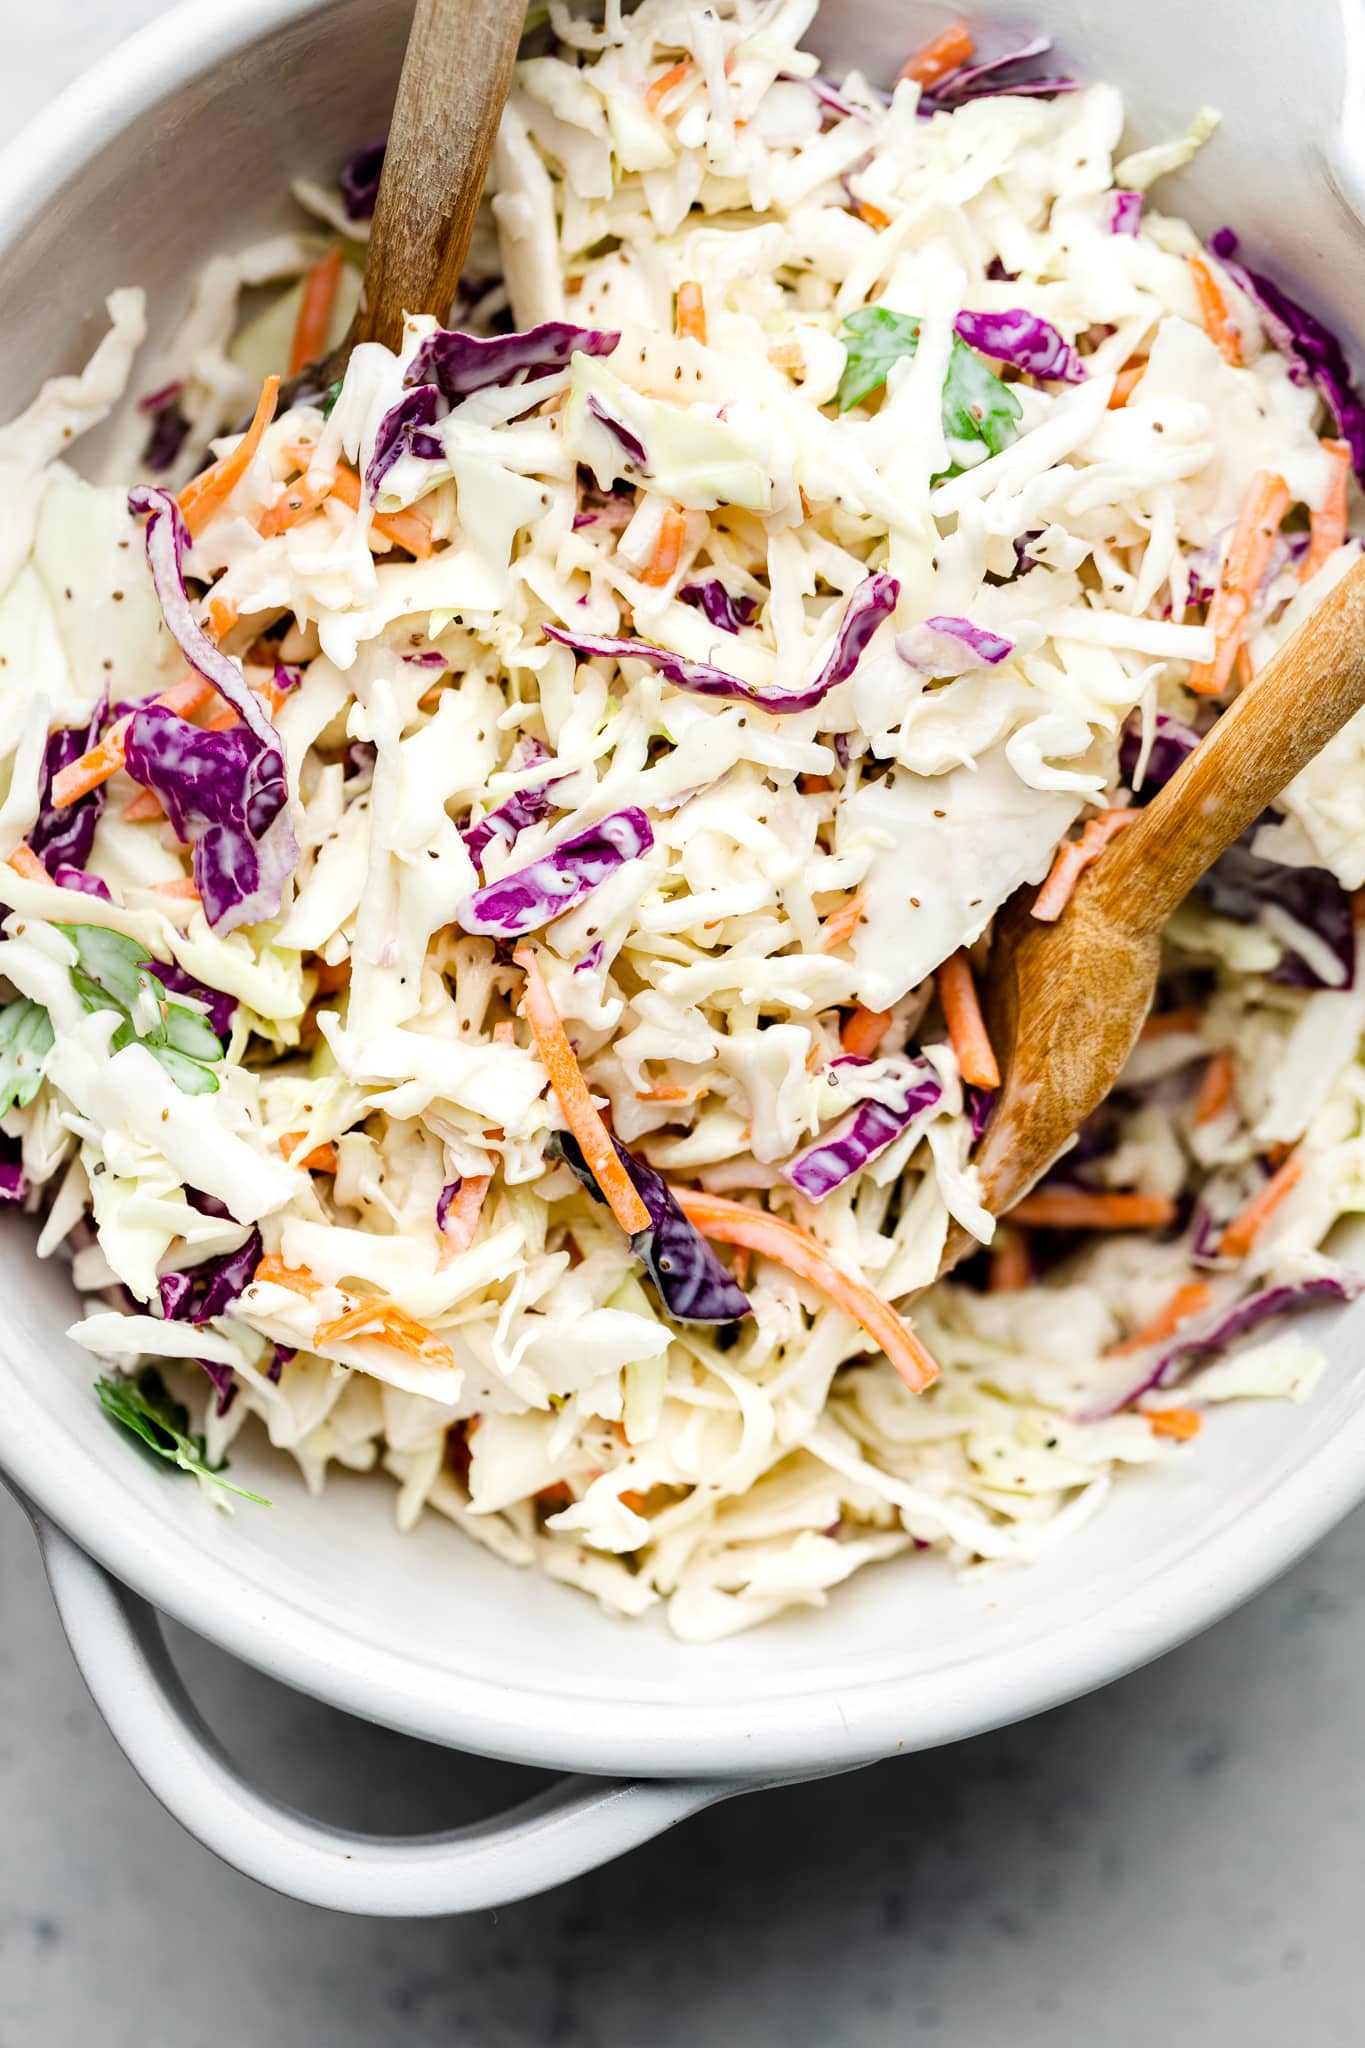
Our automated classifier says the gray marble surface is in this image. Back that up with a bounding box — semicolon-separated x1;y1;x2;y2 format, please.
3;8;1365;2042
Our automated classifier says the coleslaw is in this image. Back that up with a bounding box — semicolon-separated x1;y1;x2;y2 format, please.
2;0;1364;1639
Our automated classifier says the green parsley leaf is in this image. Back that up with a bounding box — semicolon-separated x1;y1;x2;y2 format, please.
837;306;1023;458
96;1368;270;1504
319;379;344;419
0;997;54;1114
57;925;225;1093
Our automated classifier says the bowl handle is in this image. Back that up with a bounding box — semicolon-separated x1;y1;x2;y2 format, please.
35;1515;755;1916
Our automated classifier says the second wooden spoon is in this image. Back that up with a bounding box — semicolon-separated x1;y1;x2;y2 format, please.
940;553;1365;1273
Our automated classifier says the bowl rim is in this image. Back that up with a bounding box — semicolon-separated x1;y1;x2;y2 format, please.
5;0;1365;1780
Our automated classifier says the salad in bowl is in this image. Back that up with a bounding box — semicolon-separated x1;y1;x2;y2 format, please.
1;0;1363;1644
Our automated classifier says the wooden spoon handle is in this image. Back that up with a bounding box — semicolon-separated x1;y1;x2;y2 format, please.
354;0;525;354
1092;554;1365;933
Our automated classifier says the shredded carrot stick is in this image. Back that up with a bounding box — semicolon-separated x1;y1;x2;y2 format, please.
1302;438;1352;581
1185;469;1290;696
1107;362;1146;409
285;443;434;559
936;950;1000;1090
675;280;706;344
856;199;892;231
492;1020;515;1047
1216;1155;1304;1260
312;957;352;994
313;1295;456;1368
516;946;651;1236
177;375;280;538
1007;1189;1178;1230
1031;809;1138;923
279;1132;339;1173
257;474;333;538
148;877;200;901
1195;1049;1236;1126
438;1174;492;1262
289;246;343;377
252;1255;324;1297
840;1004;893;1059
6;846;49;883
1138;1005;1203;1043
730;1244;752;1290
208;596;239;641
897;23;974;85
1147;1406;1202;1441
638;505;688;588
51;675;216;807
1232;642;1256;693
677;1190;939;1392
798;774;832;795
644;59;690;111
122;790;166;822
536;1479;575;1509
988;1227;1032;1293
818;889;867;952
1187;251;1242;367
1107;1280;1212;1357
635;1080;706;1104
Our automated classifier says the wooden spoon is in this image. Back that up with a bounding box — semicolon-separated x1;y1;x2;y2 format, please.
939;553;1365;1274
282;0;525;403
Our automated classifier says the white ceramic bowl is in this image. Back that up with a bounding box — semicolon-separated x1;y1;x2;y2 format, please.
3;0;1365;1919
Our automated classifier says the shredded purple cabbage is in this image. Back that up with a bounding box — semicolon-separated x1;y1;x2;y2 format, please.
126;489;277;749
1160;1273;1365;1384
142;400;192;475
1208;229;1365;482
1108;190;1143;237
575;941;604;976
268;1343;293;1384
586;394;648;470
456;808;654;939
460;740;559;869
921;37;1077;111
1198;837;1356;990
124;705;297;934
544;571;899;717
159;1227;263;1324
1122;710;1356;985
782;1061;942;1201
550;1130;751;1323
138;380;184;416
896;614;1013;676
436;1179;461;1232
29;706;105;876
1080;1270;1365;1420
339;139;386;221
51;867;110;900
678;580;760;633
615;1142;752;1322
965;1083;996;1142
1119;712;1200;799
195;1358;239;1417
366;384;444;498
0;1143;26;1204
405;322;620;404
954;308;1084;383
1011;530;1043;578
